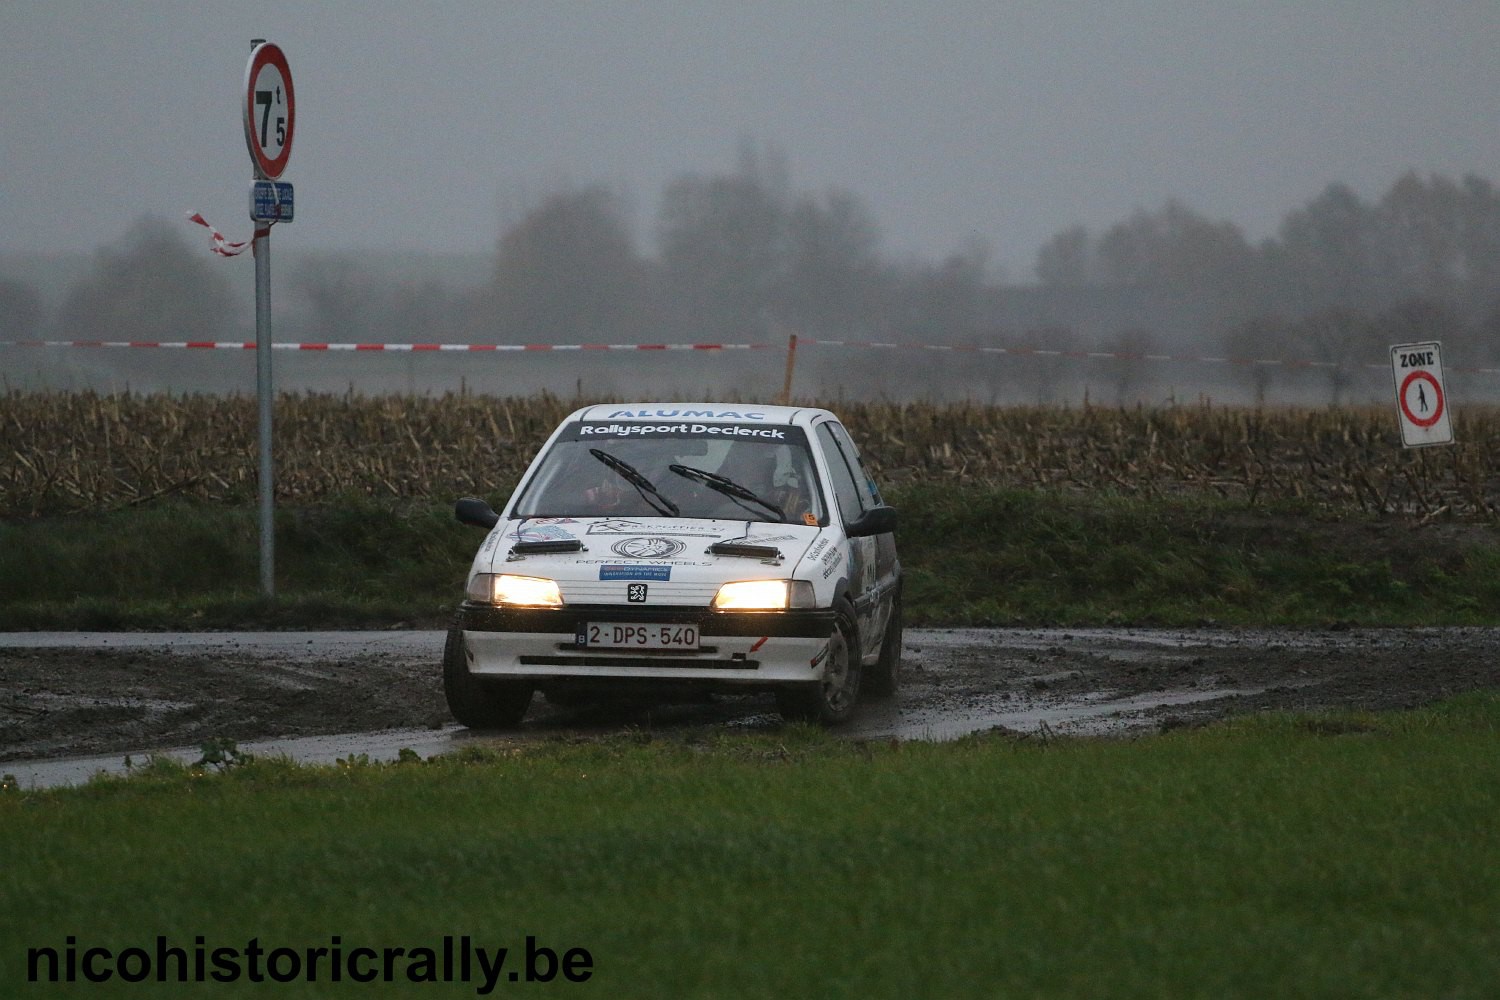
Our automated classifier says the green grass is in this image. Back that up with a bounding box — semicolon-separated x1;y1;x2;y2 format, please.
894;484;1500;626
4;696;1499;997
0;495;477;629
4;487;1500;628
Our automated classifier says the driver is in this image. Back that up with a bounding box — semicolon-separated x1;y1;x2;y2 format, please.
714;445;807;522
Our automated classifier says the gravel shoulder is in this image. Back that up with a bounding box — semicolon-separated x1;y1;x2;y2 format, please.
3;626;1499;765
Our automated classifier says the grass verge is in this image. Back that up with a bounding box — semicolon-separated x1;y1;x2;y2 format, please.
3;695;1499;998
2;482;1500;626
895;484;1500;626
3;487;1500;628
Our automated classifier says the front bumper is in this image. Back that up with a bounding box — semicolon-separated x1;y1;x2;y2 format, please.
456;602;836;688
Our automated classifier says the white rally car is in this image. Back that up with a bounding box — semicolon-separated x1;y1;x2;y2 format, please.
446;403;902;727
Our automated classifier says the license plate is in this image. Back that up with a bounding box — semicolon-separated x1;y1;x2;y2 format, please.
581;623;700;650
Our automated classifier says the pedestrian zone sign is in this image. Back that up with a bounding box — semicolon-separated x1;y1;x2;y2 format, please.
1390;342;1453;448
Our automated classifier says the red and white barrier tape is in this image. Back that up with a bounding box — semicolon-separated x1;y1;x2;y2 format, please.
4;337;1498;375
186;212;269;257
806;340;1500;375
0;339;774;353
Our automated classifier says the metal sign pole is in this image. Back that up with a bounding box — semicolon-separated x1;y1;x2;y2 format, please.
249;37;275;600
253;221;274;597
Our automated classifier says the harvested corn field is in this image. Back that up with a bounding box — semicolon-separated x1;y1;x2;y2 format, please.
4;391;1499;519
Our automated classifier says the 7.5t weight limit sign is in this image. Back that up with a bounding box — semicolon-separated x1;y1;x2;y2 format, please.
1391;342;1453;448
244;42;295;179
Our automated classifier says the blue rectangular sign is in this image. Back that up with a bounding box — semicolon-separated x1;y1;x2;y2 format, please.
250;181;294;222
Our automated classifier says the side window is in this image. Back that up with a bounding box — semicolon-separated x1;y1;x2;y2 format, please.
824;421;882;510
817;423;866;526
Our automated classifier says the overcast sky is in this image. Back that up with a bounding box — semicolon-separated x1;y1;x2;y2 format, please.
3;2;1499;279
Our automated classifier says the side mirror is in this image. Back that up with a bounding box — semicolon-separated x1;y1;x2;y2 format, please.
454;497;500;530
846;504;897;538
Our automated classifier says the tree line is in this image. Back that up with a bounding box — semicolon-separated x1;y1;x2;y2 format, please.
4;143;1498;403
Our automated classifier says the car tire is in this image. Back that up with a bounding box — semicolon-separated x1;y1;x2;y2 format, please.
443;621;532;728
865;590;903;699
776;602;861;725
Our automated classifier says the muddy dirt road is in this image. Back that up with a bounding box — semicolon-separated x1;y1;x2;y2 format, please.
3;627;1498;784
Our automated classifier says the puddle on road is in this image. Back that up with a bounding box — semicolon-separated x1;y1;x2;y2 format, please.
845;687;1263;742
3;686;1262;791
4;726;477;791
0;630;444;658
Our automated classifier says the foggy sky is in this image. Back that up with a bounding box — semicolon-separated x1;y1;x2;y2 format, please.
3;2;1499;279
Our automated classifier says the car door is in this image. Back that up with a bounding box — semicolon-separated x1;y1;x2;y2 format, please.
815;420;898;663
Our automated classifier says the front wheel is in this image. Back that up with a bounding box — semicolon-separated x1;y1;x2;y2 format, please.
777;605;861;725
443;623;532;728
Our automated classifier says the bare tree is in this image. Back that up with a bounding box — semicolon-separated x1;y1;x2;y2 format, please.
1102;327;1156;405
1266;183;1380;315
488;185;650;344
1034;225;1095;286
1222;316;1293;406
657;141;792;340
52;215;237;342
1297;308;1380;404
1094;200;1254;296
777;188;883;337
0;275;44;339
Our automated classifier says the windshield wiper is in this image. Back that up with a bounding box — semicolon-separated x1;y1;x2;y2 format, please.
589;449;680;516
668;464;784;521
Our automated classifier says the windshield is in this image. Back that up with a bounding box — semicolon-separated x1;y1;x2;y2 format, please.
512;422;826;524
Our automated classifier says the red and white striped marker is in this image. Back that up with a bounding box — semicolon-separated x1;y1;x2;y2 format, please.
186;211;270;257
6;335;1499;377
0;339;775;353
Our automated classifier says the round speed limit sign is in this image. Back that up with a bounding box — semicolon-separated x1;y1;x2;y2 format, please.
244;42;295;179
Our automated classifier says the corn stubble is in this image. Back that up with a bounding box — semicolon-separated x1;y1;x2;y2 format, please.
4;392;1497;520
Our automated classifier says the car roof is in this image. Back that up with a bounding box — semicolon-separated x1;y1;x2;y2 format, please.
566;402;834;428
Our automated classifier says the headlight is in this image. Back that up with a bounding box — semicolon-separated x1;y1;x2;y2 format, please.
467;573;563;607
712;579;815;611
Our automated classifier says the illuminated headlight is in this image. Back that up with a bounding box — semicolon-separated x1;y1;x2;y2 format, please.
467;573;563;607
712;579;815;611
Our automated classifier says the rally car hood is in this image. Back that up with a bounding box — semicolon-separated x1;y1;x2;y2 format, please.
474;516;826;586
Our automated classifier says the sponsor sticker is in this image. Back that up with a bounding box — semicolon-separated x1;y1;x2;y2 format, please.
578;422;785;439
611;537;686;559
587;520;721;537
599;565;672;581
820;543;843;579
479;530;500;556
604;409;766;419
572;558;711;566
